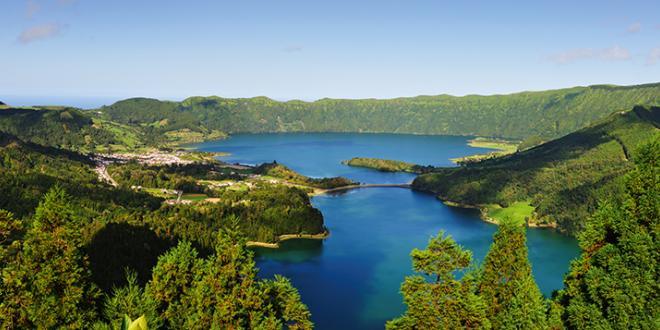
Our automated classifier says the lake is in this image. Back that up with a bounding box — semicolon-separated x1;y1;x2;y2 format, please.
193;133;580;330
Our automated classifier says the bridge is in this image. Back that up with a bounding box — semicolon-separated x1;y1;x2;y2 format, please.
319;183;412;194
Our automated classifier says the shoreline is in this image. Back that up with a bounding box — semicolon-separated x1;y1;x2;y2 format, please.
246;230;330;249
436;195;558;229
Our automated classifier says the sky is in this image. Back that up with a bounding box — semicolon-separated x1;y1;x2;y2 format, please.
1;0;659;107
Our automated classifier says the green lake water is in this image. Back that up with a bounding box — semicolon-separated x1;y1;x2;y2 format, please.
194;133;580;329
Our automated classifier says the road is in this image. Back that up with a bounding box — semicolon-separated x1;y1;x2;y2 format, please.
318;183;412;194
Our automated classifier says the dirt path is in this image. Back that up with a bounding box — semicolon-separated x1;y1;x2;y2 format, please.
94;162;118;187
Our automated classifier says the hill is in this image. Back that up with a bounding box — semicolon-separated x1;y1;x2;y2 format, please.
412;106;660;234
0;107;144;153
0;132;326;291
0;131;161;218
99;83;660;141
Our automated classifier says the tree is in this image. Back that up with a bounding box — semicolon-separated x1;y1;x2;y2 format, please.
555;137;659;329
0;210;22;266
478;218;547;329
102;271;162;329
145;240;203;328
388;232;489;329
145;217;313;329
0;186;100;328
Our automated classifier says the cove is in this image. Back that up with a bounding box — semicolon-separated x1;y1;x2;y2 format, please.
193;133;580;330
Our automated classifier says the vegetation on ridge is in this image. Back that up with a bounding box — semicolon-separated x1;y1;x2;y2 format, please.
99;83;660;141
255;161;357;189
0;187;313;328
0;107;145;153
554;137;659;328
343;157;433;173
413;105;660;234
392;138;658;328
0;84;658;328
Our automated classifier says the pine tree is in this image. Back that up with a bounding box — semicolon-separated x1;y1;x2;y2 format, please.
102;270;162;329
555;137;659;329
145;240;202;328
478;217;547;329
388;231;490;329
0;209;22;266
0;186;100;328
145;216;313;329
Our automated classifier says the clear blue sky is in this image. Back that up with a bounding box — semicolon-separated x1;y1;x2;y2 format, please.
1;0;659;106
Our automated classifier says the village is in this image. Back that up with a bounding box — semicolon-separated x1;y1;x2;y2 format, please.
91;150;306;205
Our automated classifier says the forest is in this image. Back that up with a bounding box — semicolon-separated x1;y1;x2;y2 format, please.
0;131;326;328
99;83;659;142
1;130;656;328
413;105;659;234
392;137;658;329
0;88;658;328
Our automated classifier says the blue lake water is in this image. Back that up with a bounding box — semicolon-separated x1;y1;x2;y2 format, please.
193;133;580;330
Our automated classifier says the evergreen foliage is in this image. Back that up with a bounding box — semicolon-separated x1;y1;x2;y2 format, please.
102;271;161;329
414;106;660;234
391;221;549;329
388;232;489;329
0;107;134;153
0;85;658;328
554;137;659;329
0;186;100;328
100;83;660;141
478;218;547;329
145;223;313;329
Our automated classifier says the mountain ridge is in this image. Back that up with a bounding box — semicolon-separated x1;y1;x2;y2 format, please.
412;105;660;234
98;82;660;141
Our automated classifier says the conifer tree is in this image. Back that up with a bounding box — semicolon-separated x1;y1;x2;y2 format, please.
0;209;22;266
388;231;490;329
478;218;547;329
145;216;313;329
0;186;100;328
102;271;162;329
555;137;659;329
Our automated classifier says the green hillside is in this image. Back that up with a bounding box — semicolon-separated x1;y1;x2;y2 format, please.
0;132;161;218
412;105;660;234
0;107;144;153
99;83;660;141
0;132;326;292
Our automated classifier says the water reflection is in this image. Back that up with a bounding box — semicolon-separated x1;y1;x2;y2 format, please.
253;238;324;264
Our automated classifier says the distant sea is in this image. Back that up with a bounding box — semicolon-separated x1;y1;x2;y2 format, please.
0;96;125;109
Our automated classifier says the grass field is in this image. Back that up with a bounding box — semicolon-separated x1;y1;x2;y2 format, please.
452;137;519;164
485;201;534;224
181;193;209;201
468;137;519;153
142;187;177;198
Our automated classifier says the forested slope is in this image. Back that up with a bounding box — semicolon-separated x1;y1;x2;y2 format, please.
0;132;160;218
0;132;325;290
0;107;144;153
99;83;660;140
412;105;660;234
